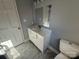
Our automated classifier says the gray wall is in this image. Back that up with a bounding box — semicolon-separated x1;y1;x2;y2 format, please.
50;0;79;50
35;0;79;50
16;0;33;40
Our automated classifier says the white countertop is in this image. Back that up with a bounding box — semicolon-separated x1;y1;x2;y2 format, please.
29;25;44;36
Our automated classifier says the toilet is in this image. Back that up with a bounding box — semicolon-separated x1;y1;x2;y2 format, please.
54;39;79;59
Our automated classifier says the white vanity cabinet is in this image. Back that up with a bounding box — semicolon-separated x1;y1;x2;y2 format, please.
28;27;51;52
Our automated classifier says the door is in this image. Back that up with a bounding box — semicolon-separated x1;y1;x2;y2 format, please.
0;0;24;48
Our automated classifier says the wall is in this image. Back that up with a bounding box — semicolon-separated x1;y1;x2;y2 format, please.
35;0;79;50
16;0;33;40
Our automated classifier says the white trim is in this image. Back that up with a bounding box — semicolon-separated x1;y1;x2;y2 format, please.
48;46;59;54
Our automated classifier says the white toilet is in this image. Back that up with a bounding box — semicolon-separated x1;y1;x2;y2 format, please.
54;39;79;59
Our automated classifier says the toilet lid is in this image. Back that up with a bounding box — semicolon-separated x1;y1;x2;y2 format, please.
55;53;70;59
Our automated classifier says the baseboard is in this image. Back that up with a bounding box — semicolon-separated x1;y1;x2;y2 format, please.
48;46;59;54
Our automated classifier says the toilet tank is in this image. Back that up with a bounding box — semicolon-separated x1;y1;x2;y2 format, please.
60;39;79;58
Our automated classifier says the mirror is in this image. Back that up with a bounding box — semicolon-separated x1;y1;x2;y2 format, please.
34;5;52;28
35;7;43;25
43;5;52;27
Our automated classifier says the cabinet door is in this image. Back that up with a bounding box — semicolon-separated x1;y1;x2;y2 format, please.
36;33;44;52
28;29;36;42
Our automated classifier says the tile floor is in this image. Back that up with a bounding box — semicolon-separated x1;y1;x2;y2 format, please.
7;41;54;59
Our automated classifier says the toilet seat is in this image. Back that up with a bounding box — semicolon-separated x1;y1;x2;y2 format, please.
54;53;70;59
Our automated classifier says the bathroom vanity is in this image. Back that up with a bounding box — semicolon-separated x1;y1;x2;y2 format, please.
28;26;51;53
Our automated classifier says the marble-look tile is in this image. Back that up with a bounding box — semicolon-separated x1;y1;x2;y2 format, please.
7;41;53;59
